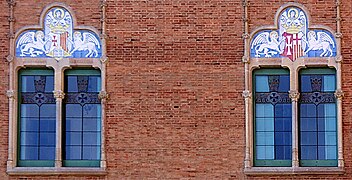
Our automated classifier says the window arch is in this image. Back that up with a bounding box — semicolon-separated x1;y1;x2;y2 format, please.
7;2;108;175
243;2;343;174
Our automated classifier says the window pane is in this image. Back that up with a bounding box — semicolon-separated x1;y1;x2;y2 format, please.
256;104;274;118
21;118;39;131
20;146;38;160
39;147;55;160
40;132;55;146
255;76;269;92
21;76;35;92
83;146;100;160
40;118;56;131
300;104;316;117
66;132;82;145
67;76;78;92
83;104;101;118
66;118;82;131
88;76;101;92
66;146;81;160
278;76;290;92
83;118;101;131
41;104;56;117
83;132;100;145
21;104;39;117
301;132;317;145
301;146;317;160
300;118;317;131
20;132;38;146
66;104;82;117
323;75;335;92
44;76;54;92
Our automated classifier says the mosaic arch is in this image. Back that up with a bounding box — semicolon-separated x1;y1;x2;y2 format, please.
16;6;102;59
250;6;337;61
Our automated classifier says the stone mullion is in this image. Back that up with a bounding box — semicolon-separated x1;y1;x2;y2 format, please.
53;69;65;167
289;70;300;168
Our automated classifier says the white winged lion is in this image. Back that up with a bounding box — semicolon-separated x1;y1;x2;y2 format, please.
71;31;101;57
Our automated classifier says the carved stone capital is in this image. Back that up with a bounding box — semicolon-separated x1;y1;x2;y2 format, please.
335;55;343;63
336;17;342;22
100;55;108;63
7;17;15;22
7;32;15;39
6;55;14;63
289;90;300;102
6;0;16;7
242;90;251;99
335;32;343;38
336;0;341;7
100;0;107;8
335;89;344;100
242;33;249;39
242;56;249;63
99;91;109;100
53;90;65;99
6;90;15;99
242;0;249;7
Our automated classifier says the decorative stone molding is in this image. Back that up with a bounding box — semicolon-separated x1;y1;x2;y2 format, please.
6;90;15;99
7;33;15;39
242;90;251;99
100;0;107;7
6;55;14;63
6;0;16;7
100;55;108;63
242;0;249;7
335;55;343;63
335;32;343;38
335;89;344;100
7;17;15;22
53;90;65;99
242;33;249;39
289;90;300;102
98;91;109;100
242;56;249;63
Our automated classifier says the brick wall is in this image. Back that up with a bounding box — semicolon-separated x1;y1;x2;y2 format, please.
1;0;352;179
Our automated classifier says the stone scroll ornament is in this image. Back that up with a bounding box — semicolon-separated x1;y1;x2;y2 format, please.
16;7;102;60
250;6;336;61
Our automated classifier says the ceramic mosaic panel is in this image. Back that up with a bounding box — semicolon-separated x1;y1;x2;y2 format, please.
16;7;102;59
250;6;336;61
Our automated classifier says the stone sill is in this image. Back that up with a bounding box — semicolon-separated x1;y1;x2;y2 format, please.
7;167;107;176
244;167;345;175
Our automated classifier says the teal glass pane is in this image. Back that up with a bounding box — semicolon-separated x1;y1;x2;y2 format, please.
255;76;269;92
323;75;335;92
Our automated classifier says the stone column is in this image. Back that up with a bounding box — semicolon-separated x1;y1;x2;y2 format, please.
53;90;65;167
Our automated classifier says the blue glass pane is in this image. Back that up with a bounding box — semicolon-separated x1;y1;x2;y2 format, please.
301;146;317;160
83;146;100;160
301;132;317;145
83;132;100;145
278;76;290;92
66;104;82;117
275;132;291;145
256;132;274;145
40;132;55;146
256;146;274;160
21;76;35;92
39;147;55;160
65;146;81;160
20;146;38;160
300;118;317;131
21;118;39;131
300;104;316;117
275;118;291;131
275;104;291;118
67;76;78;92
255;76;269;92
301;75;312;92
21;104;39;117
256;146;266;160
275;146;291;160
20;132;38;146
66;118;82;131
325;146;337;159
66;132;82;145
256;104;274;118
83;118;101;131
44;76;54;92
317;104;336;118
323;75;335;92
318;118;336;131
88;76;101;92
41;104;56;117
83;104;101;117
318;132;336;146
39;118;56;131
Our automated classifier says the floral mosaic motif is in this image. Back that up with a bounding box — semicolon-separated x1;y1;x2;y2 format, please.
15;7;102;60
250;6;336;61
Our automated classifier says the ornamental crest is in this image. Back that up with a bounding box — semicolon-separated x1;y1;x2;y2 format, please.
16;7;102;60
250;6;336;61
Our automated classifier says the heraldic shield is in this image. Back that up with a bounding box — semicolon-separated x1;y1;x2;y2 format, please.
250;6;336;61
15;7;102;60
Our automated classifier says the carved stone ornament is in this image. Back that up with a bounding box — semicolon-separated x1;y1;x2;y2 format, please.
98;91;109;100
242;56;249;63
100;0;107;7
335;55;343;63
335;89;344;100
6;55;14;63
6;90;15;99
289;90;300;102
100;55;108;63
242;90;251;99
53;90;65;99
6;0;16;7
